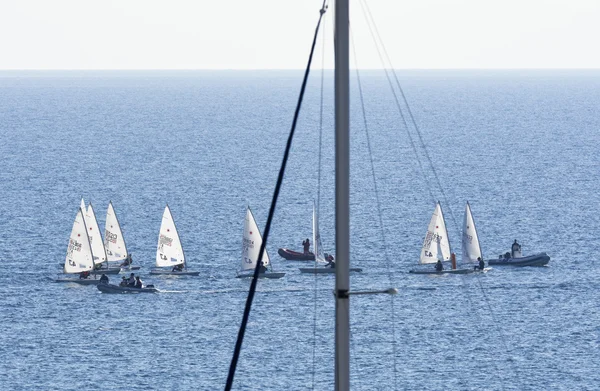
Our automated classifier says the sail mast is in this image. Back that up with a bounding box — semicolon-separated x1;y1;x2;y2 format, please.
334;0;350;389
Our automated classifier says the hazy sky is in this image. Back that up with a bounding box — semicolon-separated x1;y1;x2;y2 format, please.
1;0;599;69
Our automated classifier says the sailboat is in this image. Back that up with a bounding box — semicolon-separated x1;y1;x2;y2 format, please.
409;202;474;274
150;205;199;276
55;207;101;285
299;202;362;274
86;202;121;274
236;206;285;279
104;201;139;271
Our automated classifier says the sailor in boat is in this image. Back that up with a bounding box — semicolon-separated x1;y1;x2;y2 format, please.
127;273;136;287
79;271;91;279
134;276;143;289
120;253;133;267
172;264;184;272
99;274;109;284
325;254;336;268
258;261;268;274
474;257;485;271
435;259;444;272
302;238;310;254
511;239;521;258
119;276;128;287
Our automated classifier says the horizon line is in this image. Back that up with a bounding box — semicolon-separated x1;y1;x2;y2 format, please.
1;68;600;72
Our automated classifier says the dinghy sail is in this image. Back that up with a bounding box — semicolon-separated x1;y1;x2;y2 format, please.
104;201;128;263
237;206;284;279
461;201;482;263
156;205;185;269
86;203;108;265
419;202;451;264
64;207;95;274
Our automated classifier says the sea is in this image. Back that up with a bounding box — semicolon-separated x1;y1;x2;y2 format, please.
0;70;598;390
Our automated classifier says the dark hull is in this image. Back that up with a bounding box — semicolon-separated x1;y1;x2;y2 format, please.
97;283;158;293
277;248;315;261
488;252;550;267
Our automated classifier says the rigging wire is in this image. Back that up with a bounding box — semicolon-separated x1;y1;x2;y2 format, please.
350;26;399;390
311;6;328;389
224;2;328;390
356;0;521;388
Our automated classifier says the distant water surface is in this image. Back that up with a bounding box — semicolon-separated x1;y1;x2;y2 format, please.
0;70;599;390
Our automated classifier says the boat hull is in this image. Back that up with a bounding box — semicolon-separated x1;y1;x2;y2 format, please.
236;272;286;279
409;268;475;275
91;268;121;275
488;252;550;267
299;267;362;274
149;269;200;276
277;248;315;261
97;283;158;293
54;278;101;285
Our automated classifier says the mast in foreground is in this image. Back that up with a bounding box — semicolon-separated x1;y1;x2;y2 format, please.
334;0;350;389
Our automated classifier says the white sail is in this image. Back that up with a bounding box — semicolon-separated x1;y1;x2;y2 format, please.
156;205;185;268
462;201;482;263
241;206;270;271
312;201;326;263
80;198;86;213
85;203;107;264
104;201;128;262
64;207;94;274
419;202;452;264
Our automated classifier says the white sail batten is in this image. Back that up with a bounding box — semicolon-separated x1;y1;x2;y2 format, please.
156;205;185;268
104;202;128;262
313;202;326;263
64;207;94;274
241;207;270;271
86;203;107;264
462;202;482;262
419;202;452;264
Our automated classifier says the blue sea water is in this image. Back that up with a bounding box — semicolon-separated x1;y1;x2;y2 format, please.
0;70;599;390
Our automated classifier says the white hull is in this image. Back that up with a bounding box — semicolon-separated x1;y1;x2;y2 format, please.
409;268;475;275
54;278;100;285
299;267;362;274
236;272;285;279
149;269;199;276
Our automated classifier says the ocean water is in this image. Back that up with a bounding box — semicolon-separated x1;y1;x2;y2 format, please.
0;70;598;390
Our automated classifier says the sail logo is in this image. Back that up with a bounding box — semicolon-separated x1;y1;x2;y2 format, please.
463;232;473;244
105;230;118;244
159;234;173;247
423;231;442;250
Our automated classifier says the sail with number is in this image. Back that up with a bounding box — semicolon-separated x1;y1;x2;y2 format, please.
104;201;128;262
156;205;185;268
64;207;94;273
241;206;270;271
312;201;326;263
419;202;452;264
86;203;108;265
461;201;482;263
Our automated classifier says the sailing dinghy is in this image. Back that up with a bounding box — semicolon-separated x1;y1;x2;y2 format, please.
461;202;490;272
150;205;199;276
104;201;140;271
300;202;362;274
86;202;121;275
236;206;285;279
55;207;101;285
409;202;474;274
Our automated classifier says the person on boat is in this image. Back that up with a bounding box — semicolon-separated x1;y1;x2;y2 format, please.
99;274;109;284
475;257;485;271
94;263;103;271
258;261;268;273
134;276;143;289
325;254;336;268
302;238;310;254
511;239;521;258
172;264;184;272
435;259;443;272
79;271;90;279
127;273;136;287
121;253;132;267
119;276;128;287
